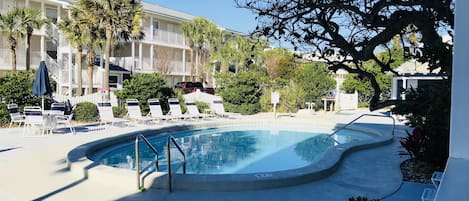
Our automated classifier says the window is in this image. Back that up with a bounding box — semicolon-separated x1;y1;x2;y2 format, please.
109;75;118;89
46;7;58;24
153;21;159;38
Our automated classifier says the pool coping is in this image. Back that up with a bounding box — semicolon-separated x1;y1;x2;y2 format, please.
67;121;394;191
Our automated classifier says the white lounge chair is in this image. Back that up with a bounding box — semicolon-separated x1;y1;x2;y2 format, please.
167;98;189;120
185;101;212;119
23;106;50;135
7;103;25;128
148;99;170;122
125;99;153;124
211;98;240;118
97;102;127;126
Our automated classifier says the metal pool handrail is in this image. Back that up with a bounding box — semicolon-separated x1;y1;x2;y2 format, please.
329;114;396;142
135;134;159;190
167;135;186;192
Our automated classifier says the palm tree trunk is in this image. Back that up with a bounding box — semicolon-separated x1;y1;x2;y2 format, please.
87;49;95;94
104;28;112;101
76;45;83;96
8;36;17;72
26;33;32;71
190;49;194;81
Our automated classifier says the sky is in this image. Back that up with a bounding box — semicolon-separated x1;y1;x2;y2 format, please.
144;0;258;35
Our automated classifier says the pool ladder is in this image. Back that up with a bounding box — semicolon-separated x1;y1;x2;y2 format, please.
135;135;186;192
328;114;396;144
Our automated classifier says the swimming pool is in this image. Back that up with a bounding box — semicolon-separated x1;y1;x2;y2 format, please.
90;125;374;174
68;122;392;191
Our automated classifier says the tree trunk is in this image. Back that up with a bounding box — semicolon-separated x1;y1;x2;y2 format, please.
76;45;83;96
190;48;195;81
26;33;32;71
104;28;112;101
87;49;95;94
8;36;17;72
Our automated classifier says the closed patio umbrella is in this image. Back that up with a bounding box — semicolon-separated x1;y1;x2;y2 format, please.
32;61;52;110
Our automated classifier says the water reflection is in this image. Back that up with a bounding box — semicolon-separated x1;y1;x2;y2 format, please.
96;127;372;174
294;135;335;162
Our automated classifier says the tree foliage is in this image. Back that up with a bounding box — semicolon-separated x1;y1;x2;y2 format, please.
17;8;50;71
215;71;263;115
264;48;295;80
182;17;268;85
114;73;169;114
294;62;336;107
0;8;25;72
237;0;453;110
342;48;404;105
0;71;43;107
85;0;144;100
392;80;450;168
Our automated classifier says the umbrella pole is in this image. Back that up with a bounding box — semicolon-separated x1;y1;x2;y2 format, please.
42;97;45;111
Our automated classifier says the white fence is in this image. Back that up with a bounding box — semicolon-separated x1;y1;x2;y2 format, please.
338;91;358;111
54;92;118;106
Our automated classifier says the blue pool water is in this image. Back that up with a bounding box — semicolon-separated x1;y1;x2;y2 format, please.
92;126;374;174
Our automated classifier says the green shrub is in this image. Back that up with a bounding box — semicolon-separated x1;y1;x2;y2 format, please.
195;101;210;113
114;73;171;115
215;71;263;115
392;81;450;168
0;103;10;127
73;102;99;122
113;106;128;118
0;70;45;108
175;90;187;114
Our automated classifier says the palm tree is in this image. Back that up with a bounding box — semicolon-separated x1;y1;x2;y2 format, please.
91;0;144;100
0;8;25;72
181;21;198;81
182;17;220;81
17;8;50;71
58;7;86;96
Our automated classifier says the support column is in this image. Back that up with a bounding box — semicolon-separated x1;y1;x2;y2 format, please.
182;49;186;81
25;0;30;6
150;16;154;40
68;47;73;97
40;1;45;61
131;41;135;73
150;44;154;70
139;42;143;70
450;0;469;160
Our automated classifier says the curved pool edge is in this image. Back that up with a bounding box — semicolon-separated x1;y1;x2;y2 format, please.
66;121;394;191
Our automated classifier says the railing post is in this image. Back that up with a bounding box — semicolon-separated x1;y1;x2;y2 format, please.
167;136;172;192
135;136;140;189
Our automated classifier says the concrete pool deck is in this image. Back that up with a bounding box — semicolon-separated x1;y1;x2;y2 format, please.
0;110;422;200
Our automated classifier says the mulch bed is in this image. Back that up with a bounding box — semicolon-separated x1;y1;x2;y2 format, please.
400;158;435;184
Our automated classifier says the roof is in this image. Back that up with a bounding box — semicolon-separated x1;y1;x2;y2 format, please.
94;60;130;74
394;59;441;75
142;2;195;22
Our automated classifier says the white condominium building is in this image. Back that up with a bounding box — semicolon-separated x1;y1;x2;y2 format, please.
0;0;228;95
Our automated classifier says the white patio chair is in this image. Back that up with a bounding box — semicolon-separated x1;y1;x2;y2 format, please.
50;102;66;113
23;106;50;135
148;99;170;122
97;102;127;126
55;113;75;135
168;98;191;120
185;101;211;119
7;103;25;128
125;99;153;124
211;98;240;118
